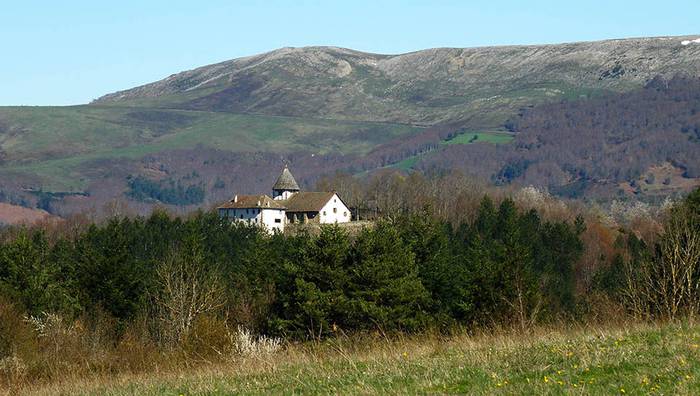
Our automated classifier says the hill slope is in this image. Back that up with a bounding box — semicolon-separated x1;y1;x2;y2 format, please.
95;37;700;125
1;36;699;216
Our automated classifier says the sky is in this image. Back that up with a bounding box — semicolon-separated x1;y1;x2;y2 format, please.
1;0;699;106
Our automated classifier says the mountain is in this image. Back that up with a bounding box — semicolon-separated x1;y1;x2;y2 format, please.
1;36;700;217
95;37;700;126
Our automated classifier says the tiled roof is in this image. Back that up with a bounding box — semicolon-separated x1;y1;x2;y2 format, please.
281;191;336;212
272;166;300;191
217;194;286;209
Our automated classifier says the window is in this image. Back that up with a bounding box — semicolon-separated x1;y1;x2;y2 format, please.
334;199;337;203
344;212;347;217
274;219;281;223
333;207;337;213
323;211;327;216
239;214;243;219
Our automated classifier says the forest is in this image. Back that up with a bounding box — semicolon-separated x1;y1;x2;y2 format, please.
383;76;700;198
0;170;698;391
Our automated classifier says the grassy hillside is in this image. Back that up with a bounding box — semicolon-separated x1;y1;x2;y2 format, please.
0;106;421;191
94;38;700;126
442;131;515;145
1;36;699;211
384;131;514;171
25;322;700;395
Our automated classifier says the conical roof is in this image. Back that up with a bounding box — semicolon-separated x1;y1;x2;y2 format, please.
272;165;300;191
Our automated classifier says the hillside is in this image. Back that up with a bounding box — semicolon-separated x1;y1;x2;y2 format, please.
1;36;700;216
411;75;700;199
95;37;700;126
0;203;54;226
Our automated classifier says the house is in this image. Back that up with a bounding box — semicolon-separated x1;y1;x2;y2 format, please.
216;194;286;233
218;166;351;232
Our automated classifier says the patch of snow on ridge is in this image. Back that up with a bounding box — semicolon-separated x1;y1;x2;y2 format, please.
681;38;700;45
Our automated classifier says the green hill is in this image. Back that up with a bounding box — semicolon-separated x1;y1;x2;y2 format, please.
1;36;699;213
0;106;420;191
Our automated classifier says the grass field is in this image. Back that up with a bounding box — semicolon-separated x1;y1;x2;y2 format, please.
382;131;515;171
0;105;422;191
23;322;700;395
390;155;421;171
442;131;515;145
0;106;422;160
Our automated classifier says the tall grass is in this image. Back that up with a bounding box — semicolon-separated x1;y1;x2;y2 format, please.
12;320;700;395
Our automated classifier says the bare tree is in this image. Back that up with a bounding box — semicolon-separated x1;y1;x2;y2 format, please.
658;205;700;319
620;203;700;321
154;241;226;346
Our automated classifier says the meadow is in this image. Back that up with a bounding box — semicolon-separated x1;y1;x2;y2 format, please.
21;322;700;395
0;105;421;191
442;131;515;145
387;130;514;170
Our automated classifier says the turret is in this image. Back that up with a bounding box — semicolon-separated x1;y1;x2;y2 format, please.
272;165;300;200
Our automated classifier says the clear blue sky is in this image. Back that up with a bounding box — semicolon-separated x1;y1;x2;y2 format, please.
2;0;698;106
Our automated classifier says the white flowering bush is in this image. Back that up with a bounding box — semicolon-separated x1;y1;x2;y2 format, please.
610;200;652;224
514;186;568;218
514;186;548;208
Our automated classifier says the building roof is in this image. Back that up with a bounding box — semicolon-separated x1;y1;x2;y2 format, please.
218;194;286;210
272;166;300;191
282;191;337;213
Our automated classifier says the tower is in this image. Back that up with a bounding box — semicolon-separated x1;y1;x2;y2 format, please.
272;165;300;200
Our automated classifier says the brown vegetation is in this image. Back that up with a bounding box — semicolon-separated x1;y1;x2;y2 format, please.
0;203;54;226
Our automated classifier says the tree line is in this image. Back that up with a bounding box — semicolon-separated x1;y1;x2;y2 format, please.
0;174;697;386
0;196;584;340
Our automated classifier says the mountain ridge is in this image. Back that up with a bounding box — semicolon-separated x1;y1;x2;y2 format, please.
93;36;700;126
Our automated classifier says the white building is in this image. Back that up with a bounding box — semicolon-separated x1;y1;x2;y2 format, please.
218;166;352;232
217;194;286;233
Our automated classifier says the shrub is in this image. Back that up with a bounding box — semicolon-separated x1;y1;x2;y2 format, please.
230;326;282;357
